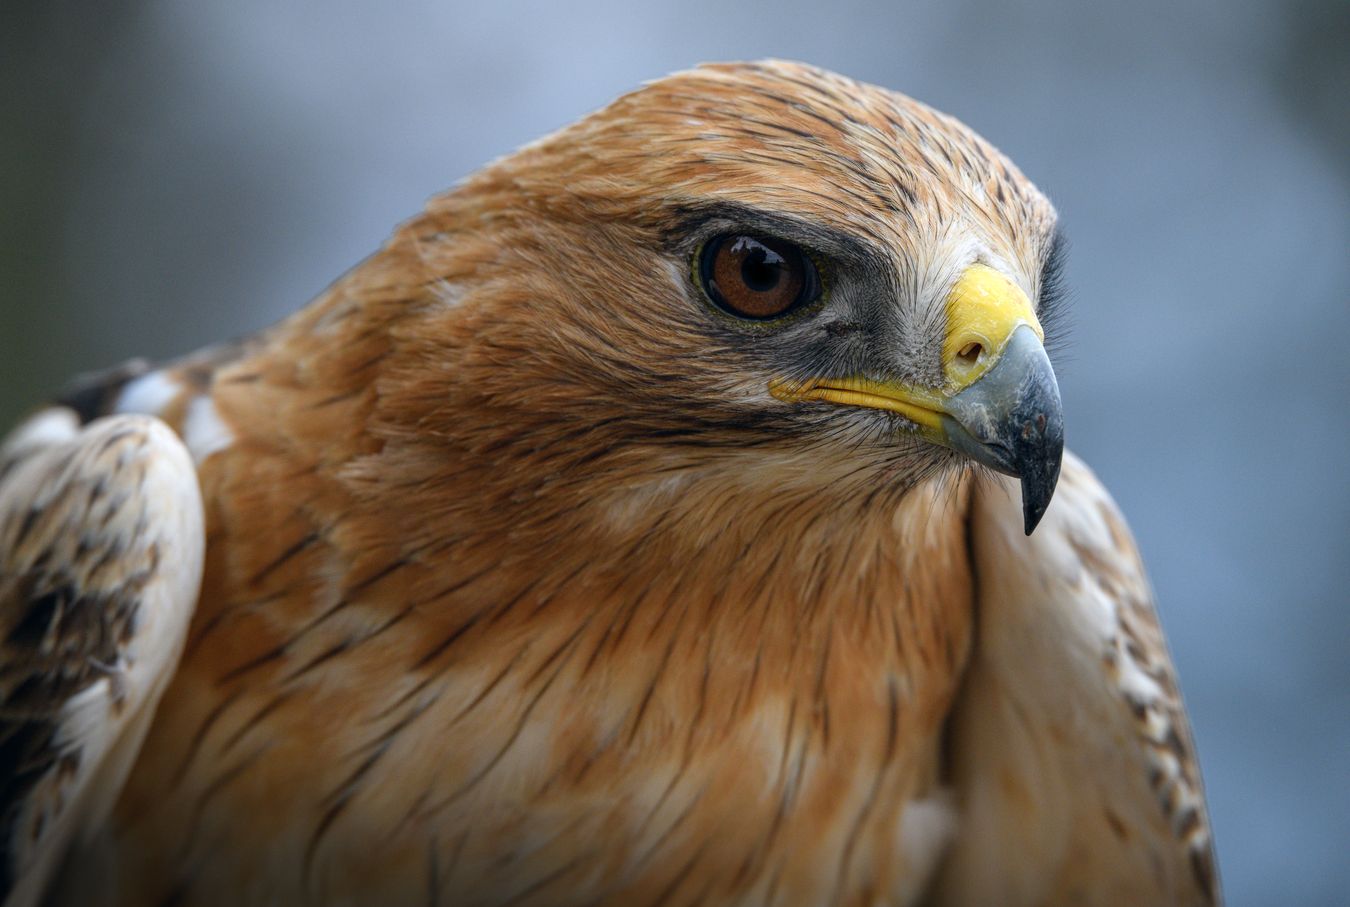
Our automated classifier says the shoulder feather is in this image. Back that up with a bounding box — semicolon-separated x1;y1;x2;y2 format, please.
0;411;204;907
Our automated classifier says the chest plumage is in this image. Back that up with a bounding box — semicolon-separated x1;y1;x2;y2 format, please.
96;380;974;905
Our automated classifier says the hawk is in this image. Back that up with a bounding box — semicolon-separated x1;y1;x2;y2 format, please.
0;61;1218;906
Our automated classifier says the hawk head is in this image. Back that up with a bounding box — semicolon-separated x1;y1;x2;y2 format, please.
377;60;1066;532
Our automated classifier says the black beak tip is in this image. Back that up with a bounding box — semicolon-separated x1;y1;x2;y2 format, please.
1020;458;1060;535
1019;430;1064;535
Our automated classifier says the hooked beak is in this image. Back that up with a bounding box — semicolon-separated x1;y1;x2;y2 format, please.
770;264;1064;534
938;324;1063;534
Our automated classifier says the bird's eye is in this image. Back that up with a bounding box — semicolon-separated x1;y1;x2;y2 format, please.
697;234;822;320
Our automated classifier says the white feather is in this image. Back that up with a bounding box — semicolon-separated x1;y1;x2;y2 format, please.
182;396;235;462
114;371;182;416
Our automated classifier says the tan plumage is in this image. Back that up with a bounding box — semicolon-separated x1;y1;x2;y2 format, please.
0;61;1216;905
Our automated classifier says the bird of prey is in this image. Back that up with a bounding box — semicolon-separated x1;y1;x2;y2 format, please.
0;61;1218;906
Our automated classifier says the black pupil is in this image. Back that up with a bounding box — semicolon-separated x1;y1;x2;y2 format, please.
735;238;785;293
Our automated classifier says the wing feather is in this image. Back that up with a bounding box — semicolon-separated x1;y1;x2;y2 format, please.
934;452;1219;905
0;410;204;907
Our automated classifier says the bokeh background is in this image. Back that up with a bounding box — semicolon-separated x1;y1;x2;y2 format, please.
2;1;1347;903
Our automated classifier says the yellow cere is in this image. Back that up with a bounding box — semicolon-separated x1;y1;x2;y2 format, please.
941;263;1043;392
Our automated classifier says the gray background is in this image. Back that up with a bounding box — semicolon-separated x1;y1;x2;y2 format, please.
2;1;1346;903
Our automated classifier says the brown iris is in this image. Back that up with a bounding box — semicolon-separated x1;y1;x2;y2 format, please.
697;234;821;320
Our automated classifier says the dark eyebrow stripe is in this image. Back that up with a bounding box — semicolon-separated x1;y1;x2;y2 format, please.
659;199;883;267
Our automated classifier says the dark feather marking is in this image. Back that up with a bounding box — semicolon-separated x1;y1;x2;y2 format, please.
308;388;366;410
626;601;689;746
170;337;258;387
427;622;589;813
648;841;709;907
831;676;900;903
279;638;354;683
244;569;412;677
425;834;440;907
742;84;809;110
630;763;694;851
244;595;356;664
410;608;487;672
492;810;590;872
12;508;41;551
763;863;786;907
406;561;507;669
731;700;805;890
754;719;812;883
361;605;415;643
629;785;709;875
594;572;657;662
726;637;767;721
732;695;805;888
782;710;814;815
526;561;589;620
553;723;616;788
813;626;834;748
785;101;848;135
640;567;696;645
183;585;296;657
1191;847;1217;902
520;616;594;690
369;668;444;725
889;172;918;208
485;574;550;627
441;828;471;894
497;854;588;907
217;690;293;758
444;646;531;727
54;359;152;425
347;558;411;595
217;642;289;684
304;697;434;874
94;427;139;457
1176;806;1202;839
729;113;817;142
185;743;271;844
247;532;319;586
0;563;147;894
151;883;188;907
760;67;846;104
681;627;716;759
173;688;245;786
0;715;61;897
775;696;799;786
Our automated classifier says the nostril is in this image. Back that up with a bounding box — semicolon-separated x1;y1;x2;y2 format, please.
957;341;984;365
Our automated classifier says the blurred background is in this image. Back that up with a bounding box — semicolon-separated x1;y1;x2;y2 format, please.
2;1;1346;902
